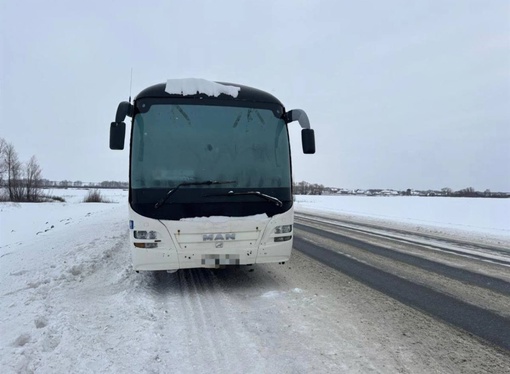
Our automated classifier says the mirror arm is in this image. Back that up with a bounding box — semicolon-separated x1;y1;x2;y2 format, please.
286;109;310;129
115;101;134;123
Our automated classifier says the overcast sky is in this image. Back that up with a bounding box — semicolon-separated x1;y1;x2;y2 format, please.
1;0;509;191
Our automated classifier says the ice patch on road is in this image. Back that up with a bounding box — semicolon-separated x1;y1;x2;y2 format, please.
261;290;281;298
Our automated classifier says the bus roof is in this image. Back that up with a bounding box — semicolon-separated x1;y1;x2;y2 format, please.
135;81;284;107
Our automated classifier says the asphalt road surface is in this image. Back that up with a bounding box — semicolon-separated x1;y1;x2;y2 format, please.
294;212;510;352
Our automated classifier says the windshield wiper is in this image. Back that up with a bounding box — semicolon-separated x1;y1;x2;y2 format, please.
206;190;283;207
154;180;237;209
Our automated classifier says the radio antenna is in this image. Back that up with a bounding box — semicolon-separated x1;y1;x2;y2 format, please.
129;68;133;103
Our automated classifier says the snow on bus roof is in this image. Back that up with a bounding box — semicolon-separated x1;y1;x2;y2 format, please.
165;78;241;98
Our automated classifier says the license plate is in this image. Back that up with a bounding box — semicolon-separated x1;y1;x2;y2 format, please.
201;254;240;266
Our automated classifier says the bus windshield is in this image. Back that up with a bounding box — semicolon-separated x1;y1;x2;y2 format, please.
131;103;291;191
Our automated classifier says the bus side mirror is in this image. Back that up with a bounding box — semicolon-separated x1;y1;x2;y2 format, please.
110;122;126;150
302;129;315;154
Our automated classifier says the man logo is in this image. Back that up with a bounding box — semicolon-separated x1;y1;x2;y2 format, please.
215;242;224;248
203;233;236;241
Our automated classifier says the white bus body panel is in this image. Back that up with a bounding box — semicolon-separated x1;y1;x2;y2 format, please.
129;208;294;271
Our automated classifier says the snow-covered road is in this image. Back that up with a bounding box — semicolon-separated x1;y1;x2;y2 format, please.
1;191;509;373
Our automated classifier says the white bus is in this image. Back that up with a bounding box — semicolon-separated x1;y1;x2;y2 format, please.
110;78;315;272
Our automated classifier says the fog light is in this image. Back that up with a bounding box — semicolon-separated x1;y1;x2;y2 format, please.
134;243;158;248
274;236;292;242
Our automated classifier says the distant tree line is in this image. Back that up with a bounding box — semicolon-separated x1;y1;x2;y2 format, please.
42;180;128;189
293;181;508;198
450;187;506;198
402;186;507;198
0;138;45;202
293;181;325;195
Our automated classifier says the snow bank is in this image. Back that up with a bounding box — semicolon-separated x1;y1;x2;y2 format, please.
165;78;240;98
0;189;128;248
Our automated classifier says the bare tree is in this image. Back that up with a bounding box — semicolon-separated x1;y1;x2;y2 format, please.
441;187;452;196
455;187;477;197
25;155;43;201
2;141;24;201
0;139;47;202
0;138;7;187
311;183;324;195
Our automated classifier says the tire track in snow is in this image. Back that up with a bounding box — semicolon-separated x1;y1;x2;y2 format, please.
194;269;259;372
178;269;233;373
137;265;295;373
142;268;262;374
128;270;221;373
184;270;221;369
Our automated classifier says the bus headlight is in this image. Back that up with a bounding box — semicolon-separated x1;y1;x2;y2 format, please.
134;230;158;239
274;225;292;234
133;230;160;248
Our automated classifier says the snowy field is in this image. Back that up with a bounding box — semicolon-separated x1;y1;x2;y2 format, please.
1;189;509;373
295;195;510;244
1;189;127;249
